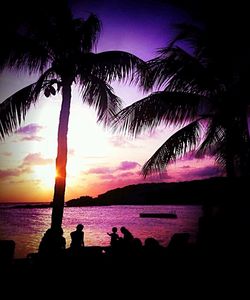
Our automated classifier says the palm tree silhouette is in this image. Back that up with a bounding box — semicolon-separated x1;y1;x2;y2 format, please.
113;22;250;178
0;3;146;230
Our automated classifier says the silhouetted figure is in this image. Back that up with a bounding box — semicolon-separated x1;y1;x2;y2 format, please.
107;227;119;248
70;224;85;252
120;226;134;243
167;232;190;256
38;227;66;258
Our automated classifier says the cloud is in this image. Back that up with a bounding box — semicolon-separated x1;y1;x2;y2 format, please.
99;174;116;180
15;123;43;135
108;136;137;148
116;161;140;171
0;152;53;181
87;167;112;174
1;151;12;156
119;172;135;178
187;165;221;178
15;123;43;142
181;165;191;169
0;168;22;179
22;153;53;166
20;136;43;141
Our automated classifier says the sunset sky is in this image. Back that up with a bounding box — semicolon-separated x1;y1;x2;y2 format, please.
0;0;220;203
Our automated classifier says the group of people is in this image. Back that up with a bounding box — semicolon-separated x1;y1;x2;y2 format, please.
38;224;84;257
107;226;134;248
38;224;134;256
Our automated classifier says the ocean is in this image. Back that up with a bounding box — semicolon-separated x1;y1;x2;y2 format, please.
0;204;202;258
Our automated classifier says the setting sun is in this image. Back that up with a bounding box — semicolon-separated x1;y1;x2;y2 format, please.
32;165;56;189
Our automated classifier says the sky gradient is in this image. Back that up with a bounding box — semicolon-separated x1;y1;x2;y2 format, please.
0;0;221;202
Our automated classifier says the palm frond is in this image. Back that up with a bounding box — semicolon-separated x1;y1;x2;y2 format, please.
1;34;51;74
79;51;148;87
196;119;224;158
142;119;201;176
79;74;122;126
82;14;101;53
112;91;202;136
148;46;216;94
0;69;55;139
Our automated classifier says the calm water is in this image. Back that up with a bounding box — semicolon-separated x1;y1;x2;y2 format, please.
0;205;202;258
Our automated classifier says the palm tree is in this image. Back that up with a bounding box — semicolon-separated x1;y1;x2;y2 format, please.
0;2;146;231
113;22;250;178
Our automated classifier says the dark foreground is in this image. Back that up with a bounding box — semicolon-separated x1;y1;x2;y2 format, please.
1;240;249;297
1;197;250;296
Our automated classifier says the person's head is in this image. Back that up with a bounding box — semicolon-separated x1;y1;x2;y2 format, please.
120;226;126;234
112;227;117;233
76;224;84;231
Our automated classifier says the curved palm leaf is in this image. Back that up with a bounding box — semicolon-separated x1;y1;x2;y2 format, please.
80;51;148;85
1;34;52;73
149;46;217;94
113;92;202;136
142;119;201;176
79;74;122;125
196;119;224;158
81;14;101;52
0;69;56;138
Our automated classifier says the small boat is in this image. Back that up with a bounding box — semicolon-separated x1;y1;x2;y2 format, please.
139;213;177;219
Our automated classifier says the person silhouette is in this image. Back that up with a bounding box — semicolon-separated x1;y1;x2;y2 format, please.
107;227;119;247
70;224;85;252
38;227;66;258
120;226;134;246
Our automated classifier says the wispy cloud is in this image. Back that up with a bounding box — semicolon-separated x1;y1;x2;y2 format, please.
15;123;43;135
108;136;137;148
116;161;140;171
88;167;112;174
119;172;135;178
22;153;53;166
187;165;221;178
1;151;12;157
0;168;22;179
181;165;191;169
15;123;43;142
99;174;116;180
20;136;43;141
0;152;53;180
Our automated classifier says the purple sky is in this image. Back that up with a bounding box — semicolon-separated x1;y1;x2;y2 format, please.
71;0;190;59
0;1;222;202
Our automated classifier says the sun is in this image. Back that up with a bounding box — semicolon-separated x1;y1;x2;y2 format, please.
32;165;56;189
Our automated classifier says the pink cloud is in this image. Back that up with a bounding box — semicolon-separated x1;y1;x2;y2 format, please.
181;165;191;169
0;168;22;179
1;152;12;156
185;165;221;178
117;161;140;171
88;167;112;174
15;123;43;142
119;172;135;178
20;136;43;141
99;174;116;180
109;136;136;148
0;153;53;181
22;153;53;166
16;123;43;135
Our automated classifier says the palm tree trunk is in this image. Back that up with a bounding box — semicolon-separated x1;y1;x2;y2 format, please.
51;80;71;230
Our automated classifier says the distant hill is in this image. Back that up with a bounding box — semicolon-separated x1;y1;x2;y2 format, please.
66;176;249;207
